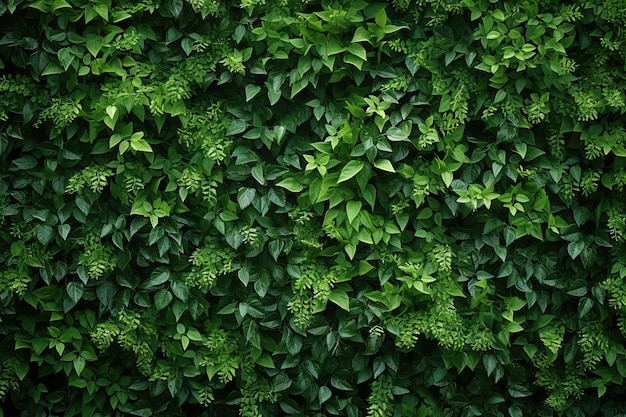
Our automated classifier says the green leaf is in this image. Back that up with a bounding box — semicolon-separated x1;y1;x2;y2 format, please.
66;282;84;303
507;384;532;398
386;127;409;141
36;224;53;245
375;8;387;27
318;386;332;405
93;3;109;20
346;201;362;224
51;0;71;12
567;240;585;260
73;357;86;376
245;84;262;101
171;281;189;301
374;159;395;172
276;177;304;193
338;160;364;183
237;187;256;209
343;54;364;70
42;62;64;75
130;138;153;153
344;243;357;260
352;27;371;43
348;43;367;61
86;35;103;57
256;352;275;368
272;373;293;393
328;289;350;311
141;269;170;290
154;289;173;311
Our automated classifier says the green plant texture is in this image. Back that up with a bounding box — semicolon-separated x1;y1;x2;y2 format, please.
2;0;626;416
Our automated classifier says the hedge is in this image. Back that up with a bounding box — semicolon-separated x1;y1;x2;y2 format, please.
2;0;626;416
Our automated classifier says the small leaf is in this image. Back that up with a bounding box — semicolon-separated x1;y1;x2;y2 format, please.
73;357;85;376
36;224;54;245
58;224;71;240
154;289;173;311
338;160;364;183
328;290;350;311
507;384;532;398
66;282;84;303
276;177;304;193
226;119;248;136
237;187;256;209
346;201;362;224
42;62;64;76
51;0;71;12
256;352;275;368
105;105;117;120
348;43;367;60
352;27;371;43
130;138;153;153
272;373;293;393
373;159;395;172
181;38;193;55
375;8;387;27
245;84;261;101
344;243;357;260
482;354;497;377
141;269;170;290
86;35;103;57
567;240;585;260
318;386;332;405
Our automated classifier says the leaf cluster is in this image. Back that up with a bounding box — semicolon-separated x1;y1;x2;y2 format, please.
2;0;626;416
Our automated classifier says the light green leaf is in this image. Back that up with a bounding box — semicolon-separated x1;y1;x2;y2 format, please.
346;200;362;224
276;177;304;193
245;84;261;101
352;27;371;43
348;43;367;61
328;290;350;311
374;159;395;172
130;138;153;153
338;160;364;183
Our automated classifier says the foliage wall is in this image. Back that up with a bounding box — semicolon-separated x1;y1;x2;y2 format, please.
2;0;626;416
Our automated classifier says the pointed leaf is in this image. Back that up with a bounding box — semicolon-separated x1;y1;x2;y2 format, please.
338;160;364;183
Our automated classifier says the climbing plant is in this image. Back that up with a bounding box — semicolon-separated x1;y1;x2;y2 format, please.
2;0;626;416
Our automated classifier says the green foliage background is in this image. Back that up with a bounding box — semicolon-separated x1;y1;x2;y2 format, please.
2;0;626;416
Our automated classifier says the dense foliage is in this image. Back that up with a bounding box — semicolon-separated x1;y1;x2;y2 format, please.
2;0;626;416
